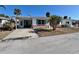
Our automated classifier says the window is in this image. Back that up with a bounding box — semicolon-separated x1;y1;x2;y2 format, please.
37;20;46;25
66;21;69;24
37;20;41;24
17;21;19;23
42;20;45;24
20;21;23;26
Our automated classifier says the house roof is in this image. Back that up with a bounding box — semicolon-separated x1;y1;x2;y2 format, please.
0;16;10;20
16;16;48;20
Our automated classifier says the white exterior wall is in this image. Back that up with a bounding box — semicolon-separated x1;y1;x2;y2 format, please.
45;20;51;29
32;18;37;26
19;20;24;28
0;20;8;28
16;19;24;28
17;17;50;29
61;19;73;27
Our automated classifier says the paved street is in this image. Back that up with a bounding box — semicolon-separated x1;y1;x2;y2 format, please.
0;32;79;54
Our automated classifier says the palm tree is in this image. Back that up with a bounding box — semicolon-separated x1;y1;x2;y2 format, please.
46;12;50;17
64;16;68;19
14;9;21;16
49;15;61;31
14;8;21;29
46;12;51;29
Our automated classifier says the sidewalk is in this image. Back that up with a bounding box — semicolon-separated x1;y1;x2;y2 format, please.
2;29;39;40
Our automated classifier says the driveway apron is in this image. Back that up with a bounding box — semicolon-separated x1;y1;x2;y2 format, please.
2;29;39;40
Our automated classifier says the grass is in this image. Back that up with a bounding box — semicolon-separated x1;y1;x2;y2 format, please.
0;31;11;39
34;28;79;37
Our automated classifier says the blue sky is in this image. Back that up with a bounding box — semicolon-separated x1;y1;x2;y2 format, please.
0;5;79;19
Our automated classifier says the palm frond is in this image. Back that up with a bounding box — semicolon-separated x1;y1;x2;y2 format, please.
0;5;6;9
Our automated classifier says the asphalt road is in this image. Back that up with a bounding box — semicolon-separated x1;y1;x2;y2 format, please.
0;32;79;54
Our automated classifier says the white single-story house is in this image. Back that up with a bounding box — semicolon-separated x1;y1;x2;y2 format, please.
11;16;79;29
16;16;50;29
59;17;78;28
60;19;73;27
0;17;10;28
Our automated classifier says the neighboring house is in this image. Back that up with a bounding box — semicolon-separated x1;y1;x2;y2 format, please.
73;20;79;27
0;17;10;28
59;16;77;28
15;16;50;29
60;19;73;27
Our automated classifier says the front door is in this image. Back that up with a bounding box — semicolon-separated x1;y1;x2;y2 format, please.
24;20;32;28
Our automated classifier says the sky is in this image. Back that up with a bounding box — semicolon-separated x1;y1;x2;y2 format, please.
0;5;79;20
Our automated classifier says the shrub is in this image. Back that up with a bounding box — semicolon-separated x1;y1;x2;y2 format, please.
34;28;51;32
3;21;15;31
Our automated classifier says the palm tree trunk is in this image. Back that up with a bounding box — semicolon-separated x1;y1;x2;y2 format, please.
15;15;18;29
52;24;57;31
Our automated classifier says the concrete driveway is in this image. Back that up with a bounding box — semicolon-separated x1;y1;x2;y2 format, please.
2;29;39;40
0;32;79;54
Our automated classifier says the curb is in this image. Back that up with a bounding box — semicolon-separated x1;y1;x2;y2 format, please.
0;36;32;42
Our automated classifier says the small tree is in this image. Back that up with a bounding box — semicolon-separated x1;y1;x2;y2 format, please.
49;15;61;31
